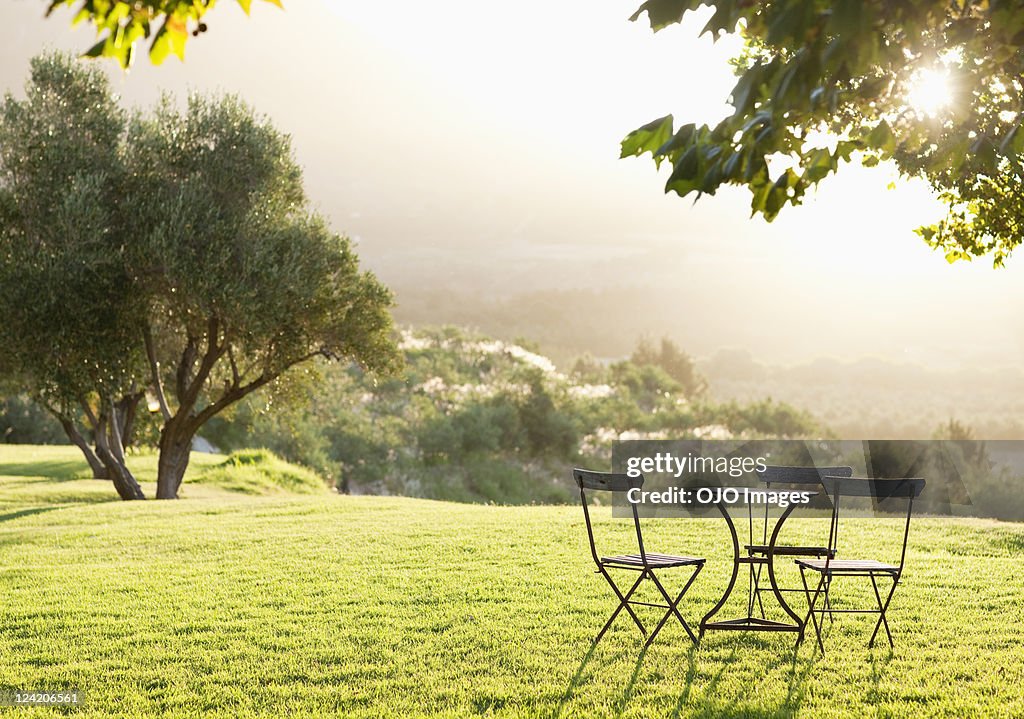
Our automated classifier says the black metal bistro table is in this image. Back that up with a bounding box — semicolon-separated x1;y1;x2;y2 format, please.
698;488;821;639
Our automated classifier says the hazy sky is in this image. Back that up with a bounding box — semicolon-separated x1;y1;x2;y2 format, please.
2;0;1022;368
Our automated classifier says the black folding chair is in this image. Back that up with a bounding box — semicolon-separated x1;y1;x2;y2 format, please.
574;468;705;647
796;476;926;653
745;465;853;619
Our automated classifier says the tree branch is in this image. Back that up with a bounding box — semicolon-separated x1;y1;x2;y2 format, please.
144;325;173;421
183;347;330;436
176;316;226;420
79;396;100;431
176;334;198;404
227;344;240;386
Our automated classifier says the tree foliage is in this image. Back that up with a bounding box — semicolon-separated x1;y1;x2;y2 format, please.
630;336;707;399
0;54;398;499
127;91;399;498
0;54;149;496
46;0;282;67
623;0;1024;265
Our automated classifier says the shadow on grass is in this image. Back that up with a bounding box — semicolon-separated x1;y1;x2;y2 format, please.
552;640;629;719
867;649;894;705
0;491;122;528
613;644;651;718
0;459;91;481
554;631;824;719
996;532;1024;554
670;643;739;719
0;506;64;524
667;637;821;719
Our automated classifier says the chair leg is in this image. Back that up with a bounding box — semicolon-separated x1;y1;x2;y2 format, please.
799;567;827;654
869;574;898;648
747;562;767;620
754;567;767;619
594;569;647;645
822;575;833;625
646;564;703;646
746;563;756;619
823;581;831;626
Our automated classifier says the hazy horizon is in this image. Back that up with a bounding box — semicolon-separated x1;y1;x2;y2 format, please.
2;0;1022;369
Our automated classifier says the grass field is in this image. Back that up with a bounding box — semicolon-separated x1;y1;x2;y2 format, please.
1;446;1023;718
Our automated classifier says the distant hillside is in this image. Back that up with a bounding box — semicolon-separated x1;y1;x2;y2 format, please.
699;349;1024;439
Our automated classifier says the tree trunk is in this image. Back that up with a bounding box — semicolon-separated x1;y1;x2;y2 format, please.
94;411;146;500
115;391;143;449
55;414;108;480
156;420;193;499
94;441;146;500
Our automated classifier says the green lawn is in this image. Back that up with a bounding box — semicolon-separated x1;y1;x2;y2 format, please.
1;446;1023;718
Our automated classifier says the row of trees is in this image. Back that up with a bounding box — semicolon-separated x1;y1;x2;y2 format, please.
0;54;398;499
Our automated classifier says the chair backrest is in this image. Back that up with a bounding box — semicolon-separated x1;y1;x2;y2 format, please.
753;465;853;546
757;465;854;486
821;476;926;573
572;468;646;567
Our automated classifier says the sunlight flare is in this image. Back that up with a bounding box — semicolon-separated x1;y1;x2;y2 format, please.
906;67;953;117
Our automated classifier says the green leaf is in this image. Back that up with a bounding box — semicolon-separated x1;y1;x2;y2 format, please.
669;145;700;181
766;2;807;45
702;0;739;37
803;147;835;182
655;123;696;157
866;120;896;154
629;0;697;31
621;115;674;166
83;39;106;59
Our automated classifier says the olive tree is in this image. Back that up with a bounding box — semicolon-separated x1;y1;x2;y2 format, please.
126;94;398;498
0;54;399;499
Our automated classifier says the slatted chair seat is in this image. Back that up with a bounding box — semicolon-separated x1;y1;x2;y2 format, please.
601;553;704;569
746;544;835;558
796;558;899;574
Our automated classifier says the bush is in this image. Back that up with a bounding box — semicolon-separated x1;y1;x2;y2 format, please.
195;449;327;495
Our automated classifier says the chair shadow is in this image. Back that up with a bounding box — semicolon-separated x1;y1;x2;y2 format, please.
669;643;735;719
556;633;822;719
866;648;894;705
669;637;820;719
613;645;651;718
779;643;819;717
551;640;628;719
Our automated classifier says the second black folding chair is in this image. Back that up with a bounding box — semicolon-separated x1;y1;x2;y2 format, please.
574;468;705;647
797;476;925;653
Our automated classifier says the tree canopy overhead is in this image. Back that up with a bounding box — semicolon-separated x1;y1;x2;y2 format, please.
623;0;1024;266
46;0;282;67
